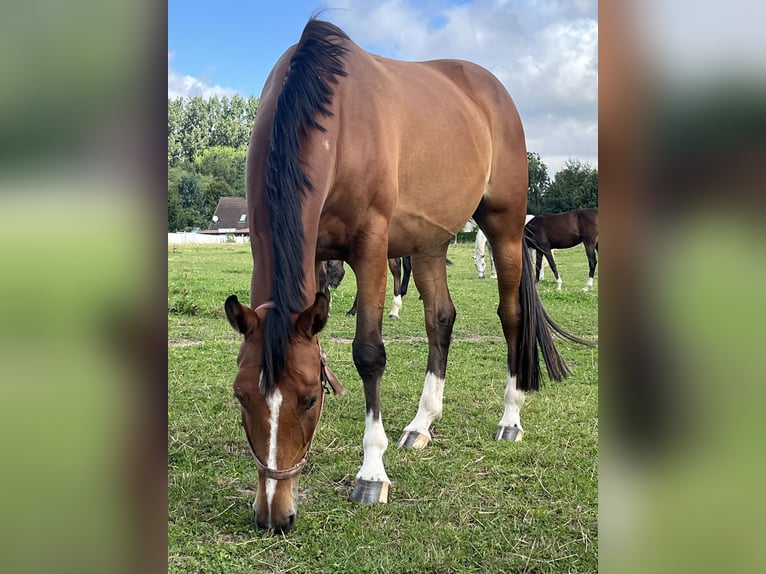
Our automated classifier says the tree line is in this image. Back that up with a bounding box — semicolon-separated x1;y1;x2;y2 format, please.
168;96;597;231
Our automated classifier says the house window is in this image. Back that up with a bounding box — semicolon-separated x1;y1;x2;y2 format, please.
239;214;247;222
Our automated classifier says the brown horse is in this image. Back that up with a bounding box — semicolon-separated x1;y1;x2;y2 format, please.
224;19;587;533
524;208;598;292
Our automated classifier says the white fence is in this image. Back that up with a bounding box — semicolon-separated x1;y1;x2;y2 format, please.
168;232;250;244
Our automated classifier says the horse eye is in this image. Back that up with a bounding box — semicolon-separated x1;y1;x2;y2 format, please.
305;396;318;411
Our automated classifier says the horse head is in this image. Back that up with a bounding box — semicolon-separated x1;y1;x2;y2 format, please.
224;293;330;533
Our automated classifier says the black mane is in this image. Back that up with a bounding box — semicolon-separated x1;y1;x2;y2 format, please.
261;19;349;392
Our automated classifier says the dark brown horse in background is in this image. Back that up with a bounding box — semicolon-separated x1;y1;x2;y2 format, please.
224;19;589;533
525;208;598;291
342;256;412;318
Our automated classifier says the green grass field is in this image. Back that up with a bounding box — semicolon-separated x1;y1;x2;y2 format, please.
168;241;598;573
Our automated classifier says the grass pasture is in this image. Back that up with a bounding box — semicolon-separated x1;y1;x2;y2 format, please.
168;241;598;573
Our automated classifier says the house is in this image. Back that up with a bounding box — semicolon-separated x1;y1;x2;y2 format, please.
202;197;249;236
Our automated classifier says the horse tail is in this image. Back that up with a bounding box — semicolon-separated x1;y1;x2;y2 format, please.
400;256;412;297
261;19;349;391
517;235;596;391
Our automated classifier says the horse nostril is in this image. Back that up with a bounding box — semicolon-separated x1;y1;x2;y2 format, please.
253;510;269;531
274;512;296;534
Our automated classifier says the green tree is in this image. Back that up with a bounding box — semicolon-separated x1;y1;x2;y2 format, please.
179;97;211;164
177;172;207;229
542;159;598;213
194;146;247;195
168;166;192;230
168;182;186;231
573;167;598;209
167;95;258;167
168;98;184;167
198;176;232;225
527;151;550;215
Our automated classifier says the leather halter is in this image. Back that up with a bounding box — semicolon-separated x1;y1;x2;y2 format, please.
247;299;341;481
252;388;325;481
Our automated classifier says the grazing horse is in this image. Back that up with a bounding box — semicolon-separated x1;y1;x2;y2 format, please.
525;208;599;291
224;19;589;533
345;256;412;318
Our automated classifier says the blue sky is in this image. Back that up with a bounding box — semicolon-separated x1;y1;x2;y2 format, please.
168;0;598;174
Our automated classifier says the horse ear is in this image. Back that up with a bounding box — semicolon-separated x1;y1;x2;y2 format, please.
296;292;329;339
224;295;258;335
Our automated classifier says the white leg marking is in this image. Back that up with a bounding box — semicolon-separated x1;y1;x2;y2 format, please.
583;277;594;291
264;388;283;523
403;372;445;440
389;294;403;318
556;276;563;291
357;411;390;483
499;375;525;431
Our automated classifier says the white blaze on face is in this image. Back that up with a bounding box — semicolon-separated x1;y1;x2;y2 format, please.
264;387;283;522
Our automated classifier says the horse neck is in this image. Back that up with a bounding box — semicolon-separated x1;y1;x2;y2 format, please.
249;204;320;311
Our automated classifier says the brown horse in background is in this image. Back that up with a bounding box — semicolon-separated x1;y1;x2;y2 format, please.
224;18;588;533
525;208;598;291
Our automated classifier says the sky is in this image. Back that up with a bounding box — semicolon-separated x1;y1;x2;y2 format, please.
168;0;597;175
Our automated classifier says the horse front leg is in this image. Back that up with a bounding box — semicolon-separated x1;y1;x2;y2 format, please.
398;250;455;449
348;244;391;504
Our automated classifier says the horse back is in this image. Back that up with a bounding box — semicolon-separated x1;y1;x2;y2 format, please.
323;46;526;256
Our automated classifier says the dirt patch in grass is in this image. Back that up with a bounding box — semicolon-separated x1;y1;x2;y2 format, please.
168;338;204;347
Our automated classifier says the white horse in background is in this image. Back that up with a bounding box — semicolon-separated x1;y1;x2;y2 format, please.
470;216;545;280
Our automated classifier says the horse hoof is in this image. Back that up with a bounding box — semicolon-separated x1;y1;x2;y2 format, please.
495;425;524;442
397;430;430;449
388;313;399;320
349;479;389;504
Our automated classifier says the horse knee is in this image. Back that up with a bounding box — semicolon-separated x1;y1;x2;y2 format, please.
352;340;386;379
436;305;456;329
431;305;456;345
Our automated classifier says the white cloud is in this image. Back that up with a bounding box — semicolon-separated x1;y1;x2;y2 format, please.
167;51;239;99
331;0;597;175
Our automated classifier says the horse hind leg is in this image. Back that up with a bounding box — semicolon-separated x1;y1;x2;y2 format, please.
544;249;562;291
533;249;544;282
583;241;597;292
398;250;455;450
484;235;528;442
387;257;403;319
